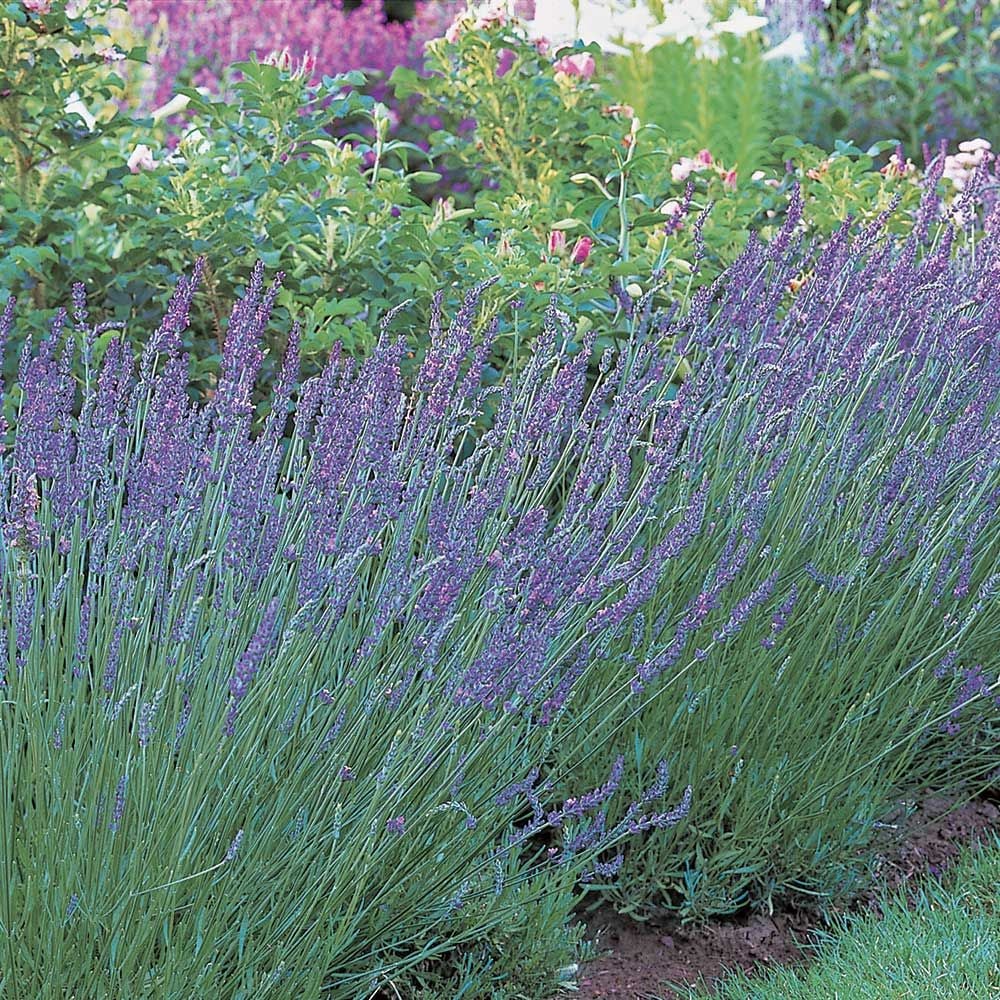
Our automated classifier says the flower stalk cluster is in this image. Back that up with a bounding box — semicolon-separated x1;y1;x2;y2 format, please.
1;192;998;987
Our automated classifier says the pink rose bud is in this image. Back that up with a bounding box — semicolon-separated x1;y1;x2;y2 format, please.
722;169;738;190
695;148;713;166
126;144;156;174
570;236;593;265
496;47;516;78
547;230;567;255
264;47;293;72
553;52;596;80
24;0;51;13
534;37;551;57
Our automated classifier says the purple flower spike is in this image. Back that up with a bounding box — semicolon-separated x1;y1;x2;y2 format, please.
225;829;244;862
110;773;129;833
225;598;280;736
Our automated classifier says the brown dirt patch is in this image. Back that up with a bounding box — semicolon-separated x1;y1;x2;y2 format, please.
573;794;1000;999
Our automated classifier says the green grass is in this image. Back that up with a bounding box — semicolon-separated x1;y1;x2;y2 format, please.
672;832;1000;999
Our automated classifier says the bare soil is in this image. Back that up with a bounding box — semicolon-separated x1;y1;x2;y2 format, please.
573;794;1000;999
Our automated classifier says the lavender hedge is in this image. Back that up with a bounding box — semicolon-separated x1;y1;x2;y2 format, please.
1;194;998;993
0;262;690;997
553;191;1000;916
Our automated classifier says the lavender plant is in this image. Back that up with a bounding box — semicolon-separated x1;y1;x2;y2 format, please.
553;187;1000;916
0;262;694;997
2;186;999;994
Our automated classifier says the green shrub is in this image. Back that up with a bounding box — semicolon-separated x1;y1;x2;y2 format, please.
4;0;978;402
802;0;1000;153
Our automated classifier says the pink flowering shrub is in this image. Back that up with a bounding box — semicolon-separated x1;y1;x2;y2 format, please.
5;0;996;416
127;0;461;107
396;9;613;208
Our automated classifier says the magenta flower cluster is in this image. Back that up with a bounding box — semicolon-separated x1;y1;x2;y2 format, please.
127;0;462;107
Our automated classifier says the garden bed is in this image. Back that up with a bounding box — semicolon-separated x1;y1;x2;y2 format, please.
2;1;998;996
576;794;1000;998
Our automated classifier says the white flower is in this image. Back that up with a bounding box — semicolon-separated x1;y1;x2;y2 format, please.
524;1;764;56
151;93;191;123
952;151;980;167
671;159;694;183
527;0;707;52
472;0;509;30
177;127;212;157
528;0;607;46
942;137;993;191
699;35;722;60
126;144;156;174
64;91;96;131
762;31;808;62
566;0;648;51
712;9;768;36
657;0;715;45
608;4;661;51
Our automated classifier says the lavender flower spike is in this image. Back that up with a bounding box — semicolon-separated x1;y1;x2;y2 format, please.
225;599;280;736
